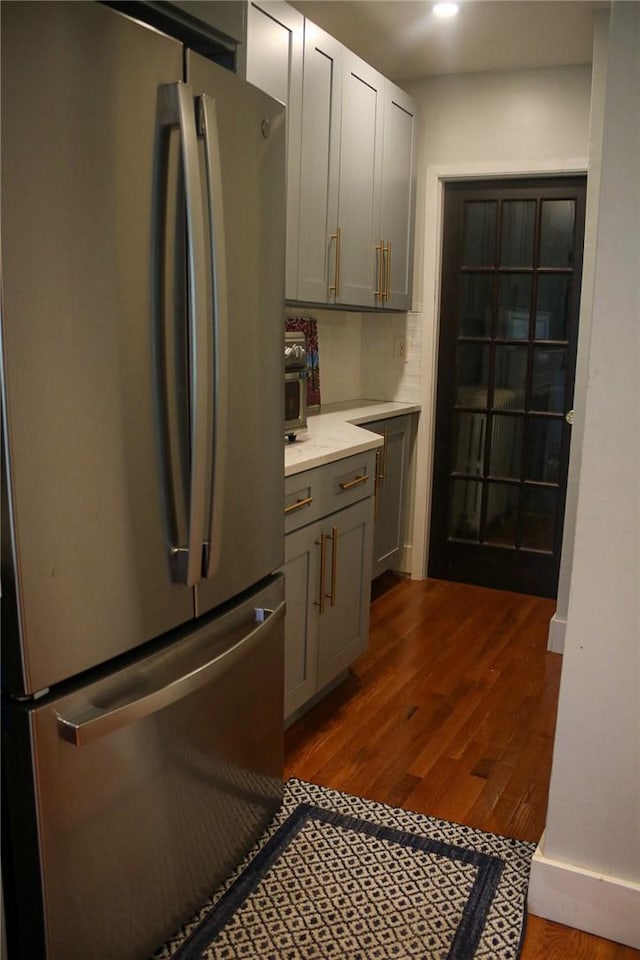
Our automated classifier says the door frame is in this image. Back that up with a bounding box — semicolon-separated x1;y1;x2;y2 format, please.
410;161;589;620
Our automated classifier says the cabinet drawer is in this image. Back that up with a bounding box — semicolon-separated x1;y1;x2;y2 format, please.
322;450;377;513
284;450;377;533
284;473;322;534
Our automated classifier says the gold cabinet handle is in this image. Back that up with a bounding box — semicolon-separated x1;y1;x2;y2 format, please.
381;241;388;302
339;473;368;491
329;227;341;300
385;239;392;301
376;430;388;483
284;496;313;515
314;532;327;614
374;449;381;519
328;525;338;607
375;241;385;301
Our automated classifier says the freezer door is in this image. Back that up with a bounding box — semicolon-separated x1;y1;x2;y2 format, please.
4;576;284;960
0;3;194;694
185;51;287;617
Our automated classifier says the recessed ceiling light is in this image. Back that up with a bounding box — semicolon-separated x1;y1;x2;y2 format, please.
433;3;459;18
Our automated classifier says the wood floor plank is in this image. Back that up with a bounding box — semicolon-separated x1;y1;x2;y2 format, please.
284;576;638;960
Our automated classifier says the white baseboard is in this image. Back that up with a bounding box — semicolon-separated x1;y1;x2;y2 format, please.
390;544;413;577
547;613;567;654
398;544;412;575
528;835;640;948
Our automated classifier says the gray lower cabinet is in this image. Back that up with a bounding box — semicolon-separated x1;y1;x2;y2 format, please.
362;415;412;579
282;451;376;719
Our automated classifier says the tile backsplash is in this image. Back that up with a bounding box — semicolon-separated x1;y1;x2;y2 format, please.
286;307;422;407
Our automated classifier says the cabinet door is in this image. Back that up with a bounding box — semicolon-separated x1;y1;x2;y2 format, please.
296;21;343;304
381;83;416;311
245;1;303;299
282;521;320;718
363;416;411;578
336;50;384;308
316;497;373;688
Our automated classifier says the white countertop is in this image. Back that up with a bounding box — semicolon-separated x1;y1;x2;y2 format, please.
284;400;421;477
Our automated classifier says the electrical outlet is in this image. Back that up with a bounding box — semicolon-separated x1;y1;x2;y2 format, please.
393;336;407;361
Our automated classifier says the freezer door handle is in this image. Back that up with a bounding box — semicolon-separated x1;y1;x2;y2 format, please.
197;94;229;581
55;601;285;746
158;83;210;587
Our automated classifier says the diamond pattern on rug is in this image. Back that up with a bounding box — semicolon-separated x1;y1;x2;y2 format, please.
203;816;478;959
152;778;535;960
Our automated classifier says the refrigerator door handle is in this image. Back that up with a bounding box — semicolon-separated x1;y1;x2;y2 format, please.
55;601;285;746
197;95;229;580
158;83;210;587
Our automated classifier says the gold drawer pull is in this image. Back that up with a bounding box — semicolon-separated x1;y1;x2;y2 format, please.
339;474;368;491
284;496;313;515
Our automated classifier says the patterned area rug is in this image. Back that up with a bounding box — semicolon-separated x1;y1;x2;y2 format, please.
153;778;535;960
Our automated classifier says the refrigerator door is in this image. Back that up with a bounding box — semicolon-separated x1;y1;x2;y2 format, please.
186;51;287;617
1;3;194;695
3;575;285;960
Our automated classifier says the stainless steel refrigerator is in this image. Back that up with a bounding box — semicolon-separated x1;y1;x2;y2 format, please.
1;4;286;958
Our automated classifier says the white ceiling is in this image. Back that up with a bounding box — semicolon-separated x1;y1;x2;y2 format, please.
287;1;606;82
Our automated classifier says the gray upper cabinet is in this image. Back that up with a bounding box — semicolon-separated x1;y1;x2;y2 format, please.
380;83;416;311
336;50;385;309
296;21;343;305
246;3;416;309
295;24;415;310
245;1;303;299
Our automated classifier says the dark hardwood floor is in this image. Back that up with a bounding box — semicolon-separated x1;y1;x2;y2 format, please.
284;575;639;960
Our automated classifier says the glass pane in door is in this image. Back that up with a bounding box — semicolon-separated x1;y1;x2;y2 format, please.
452;412;486;475
490;415;523;479
501;200;535;266
497;274;531;339
456;343;490;407
536;274;571;340
526;419;562;483
449;479;482;540
486;482;519;546
494;345;527;409
460;274;493;337
531;347;567;412
463;202;497;266
539;199;576;267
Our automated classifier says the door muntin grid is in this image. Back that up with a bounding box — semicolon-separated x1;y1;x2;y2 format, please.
448;193;577;552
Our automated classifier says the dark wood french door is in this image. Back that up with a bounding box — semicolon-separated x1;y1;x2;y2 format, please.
429;177;586;598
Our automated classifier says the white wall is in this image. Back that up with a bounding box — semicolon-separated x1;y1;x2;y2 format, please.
359;310;423;404
406;63;592;308
402;63;592;580
548;11;610;654
528;3;640;945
